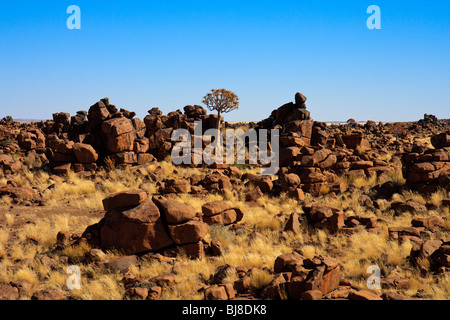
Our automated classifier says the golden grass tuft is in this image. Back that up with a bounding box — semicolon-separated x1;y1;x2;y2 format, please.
250;269;273;290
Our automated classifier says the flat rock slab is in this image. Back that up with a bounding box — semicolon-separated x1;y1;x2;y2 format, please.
102;189;147;211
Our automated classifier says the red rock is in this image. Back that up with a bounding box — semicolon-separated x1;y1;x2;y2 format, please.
178;241;205;259
100;255;138;273
31;289;66;300
153;198;197;224
202;201;233;216
301;289;322;300
203;209;240;225
284;212;301;234
0;285;19;300
0;186;41;202
274;252;305;273
112;151;137;164
73;143;98;163
102;117;135;153
53;163;71;174
431;133;450;149
99;200;174;254
163;179;190;193
411;216;445;232
168;220;208;245
204;285;228;300
245;186;264;202
348;290;382;300
102;190;147;211
419;240;442;258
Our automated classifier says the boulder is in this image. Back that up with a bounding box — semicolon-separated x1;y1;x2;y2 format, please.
168;220;208;245
102;117;135;153
73;143;98;163
153;198;197;224
99;199;174;254
102;190;147;211
431;132;450;149
202;201;233;216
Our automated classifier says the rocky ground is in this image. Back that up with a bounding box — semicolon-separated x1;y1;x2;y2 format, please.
0;93;449;300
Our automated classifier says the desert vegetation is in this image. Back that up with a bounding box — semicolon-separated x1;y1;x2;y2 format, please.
0;93;449;300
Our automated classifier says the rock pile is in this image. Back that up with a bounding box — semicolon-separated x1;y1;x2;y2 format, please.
82;190;209;259
254;92;398;197
0;98;224;174
81;191;245;259
402;132;450;192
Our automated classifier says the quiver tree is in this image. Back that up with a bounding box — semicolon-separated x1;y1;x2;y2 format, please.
202;89;239;131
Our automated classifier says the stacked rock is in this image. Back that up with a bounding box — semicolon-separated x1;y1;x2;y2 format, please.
402;132;450;192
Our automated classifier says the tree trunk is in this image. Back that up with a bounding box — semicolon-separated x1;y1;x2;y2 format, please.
215;110;222;161
216;110;222;131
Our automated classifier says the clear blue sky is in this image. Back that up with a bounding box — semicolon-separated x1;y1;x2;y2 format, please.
0;1;449;122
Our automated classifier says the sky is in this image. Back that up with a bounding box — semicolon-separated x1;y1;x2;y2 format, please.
0;0;449;123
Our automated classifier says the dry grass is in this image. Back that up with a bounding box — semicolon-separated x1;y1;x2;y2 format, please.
0;157;449;300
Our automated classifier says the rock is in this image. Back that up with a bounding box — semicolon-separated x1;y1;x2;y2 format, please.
295;92;307;107
153;198;197;224
419;240;443;259
151;273;176;287
102;117;135;153
274;252;305;273
284;212;301;234
203;208;243;226
391;200;427;215
102;190;147;211
53;163;71;174
249;176;273;194
348;290;382;301
177;241;205;259
9;280;32;298
245;186;264;202
209;240;223;256
147;285;162;300
72;143;98;163
168;220;208;245
261;273;289;299
342;132;370;150
88;100;110;127
56;231;69;247
0;186;42;202
431;133;450;149
388;227;422;239
382;292;422;300
100;255;138;273
0;285;19;300
163;179;190;193
303;203;345;232
202;201;232;216
99;199;174;254
204;285;229;300
31;289;66;300
87;249;107;262
126;287;148;300
411;216;445;232
3;160;22;173
301;290;322;300
234;276;252;293
280;173;301;192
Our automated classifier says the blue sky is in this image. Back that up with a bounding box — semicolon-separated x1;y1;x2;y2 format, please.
0;1;449;122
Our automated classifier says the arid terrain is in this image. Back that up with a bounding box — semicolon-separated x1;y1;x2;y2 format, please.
0;94;449;300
